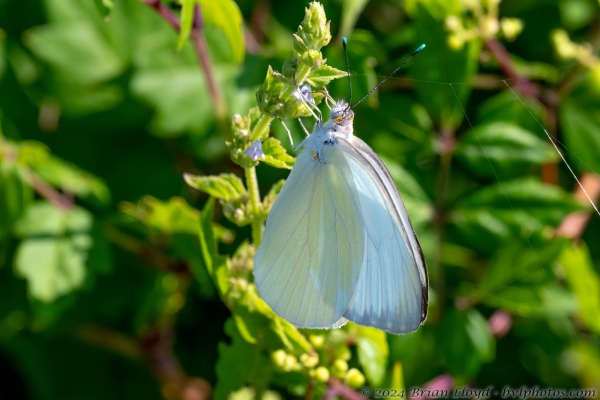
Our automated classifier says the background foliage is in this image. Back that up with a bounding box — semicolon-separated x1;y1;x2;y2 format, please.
1;0;600;399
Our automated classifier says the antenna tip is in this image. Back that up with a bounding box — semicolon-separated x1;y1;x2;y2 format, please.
343;37;347;45
416;44;426;52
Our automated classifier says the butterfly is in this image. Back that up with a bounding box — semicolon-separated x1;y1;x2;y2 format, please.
253;44;428;335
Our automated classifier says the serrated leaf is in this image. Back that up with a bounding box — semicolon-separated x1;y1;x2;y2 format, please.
131;66;219;137
305;65;347;88
14;202;93;302
184;173;246;200
120;196;199;235
261;138;295;169
455;122;559;178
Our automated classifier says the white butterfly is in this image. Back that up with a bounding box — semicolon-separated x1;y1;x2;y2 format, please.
254;100;428;334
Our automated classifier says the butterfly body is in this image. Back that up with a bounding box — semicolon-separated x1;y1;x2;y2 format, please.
254;100;428;334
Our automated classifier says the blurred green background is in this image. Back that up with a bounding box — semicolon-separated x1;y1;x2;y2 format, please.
1;0;600;399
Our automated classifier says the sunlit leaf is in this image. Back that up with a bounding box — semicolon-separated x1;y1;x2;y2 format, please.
184;173;246;200
261;138;295;170
179;0;245;64
356;326;388;386
559;243;600;334
14;202;93;302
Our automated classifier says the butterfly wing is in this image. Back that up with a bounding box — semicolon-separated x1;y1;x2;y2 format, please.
337;136;428;334
254;146;364;328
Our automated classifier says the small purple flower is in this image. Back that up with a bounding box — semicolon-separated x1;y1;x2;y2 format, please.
291;83;315;104
243;140;265;161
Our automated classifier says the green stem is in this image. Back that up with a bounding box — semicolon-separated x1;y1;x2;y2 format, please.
250;114;274;142
246;166;263;246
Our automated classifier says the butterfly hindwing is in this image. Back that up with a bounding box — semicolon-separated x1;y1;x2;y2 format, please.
337;136;428;334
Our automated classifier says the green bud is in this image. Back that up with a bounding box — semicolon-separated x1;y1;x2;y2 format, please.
309;334;325;349
272;349;287;368
479;15;499;39
314;366;330;383
500;17;523;42
344;368;366;389
331;359;348;377
297;2;331;50
301;50;323;68
284;354;300;372
293;34;309;54
300;353;319;368
282;58;298;80
448;34;465;50
334;344;351;361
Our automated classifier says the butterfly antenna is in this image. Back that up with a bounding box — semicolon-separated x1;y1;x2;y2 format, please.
342;37;352;107
351;44;426;110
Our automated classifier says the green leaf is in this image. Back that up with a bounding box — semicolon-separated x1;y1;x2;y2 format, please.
559;243;600;335
13;202;93;302
33;156;110;206
184;173;247;200
338;0;370;41
260;179;285;218
131;66;218;137
215;319;273;400
120;196;200;235
437;308;494;379
471;239;567;315
477;90;546;134
380;156;431;230
178;0;195;50
93;0;113;17
455;122;559;178
179;0;245;64
198;197;216;273
560;100;600;173
451;178;583;249
305;65;347;88
25;23;123;84
0;162;33;237
261;138;295;170
356;326;388;387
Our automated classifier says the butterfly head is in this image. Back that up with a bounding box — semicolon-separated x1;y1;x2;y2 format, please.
330;100;354;129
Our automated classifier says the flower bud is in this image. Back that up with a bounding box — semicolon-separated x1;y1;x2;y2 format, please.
344;368;366;389
315;366;330;383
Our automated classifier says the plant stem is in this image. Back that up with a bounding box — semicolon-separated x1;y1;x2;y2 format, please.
250;114;274;142
26;171;73;211
193;4;227;123
142;0;228;133
246;166;263;246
